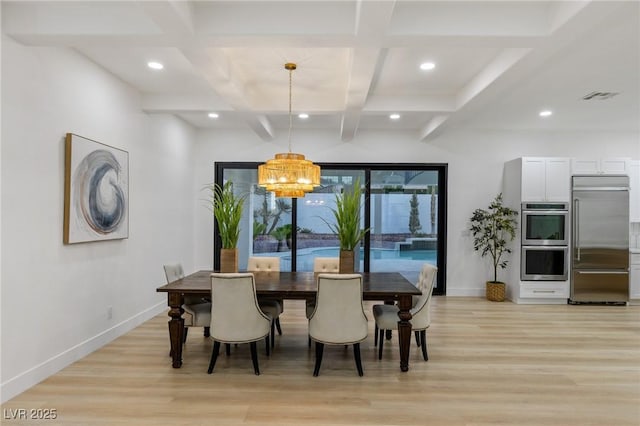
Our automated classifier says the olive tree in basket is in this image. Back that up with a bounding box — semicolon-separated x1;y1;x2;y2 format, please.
469;193;518;301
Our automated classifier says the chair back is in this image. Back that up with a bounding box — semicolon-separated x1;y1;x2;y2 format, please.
247;256;281;272
209;273;271;343
309;274;368;345
313;257;340;273
164;263;203;306
163;263;184;283
410;264;437;329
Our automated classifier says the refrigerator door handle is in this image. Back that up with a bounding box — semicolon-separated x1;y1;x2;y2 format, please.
575;270;629;275
573;198;580;261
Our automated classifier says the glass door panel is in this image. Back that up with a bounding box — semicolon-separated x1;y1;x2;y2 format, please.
370;170;439;288
296;169;365;271
220;167;292;271
250;186;293;271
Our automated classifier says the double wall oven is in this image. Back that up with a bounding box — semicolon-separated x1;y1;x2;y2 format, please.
521;202;569;281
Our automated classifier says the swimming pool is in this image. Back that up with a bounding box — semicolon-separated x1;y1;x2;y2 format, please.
265;247;437;272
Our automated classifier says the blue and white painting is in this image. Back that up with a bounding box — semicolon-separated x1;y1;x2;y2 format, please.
64;134;129;244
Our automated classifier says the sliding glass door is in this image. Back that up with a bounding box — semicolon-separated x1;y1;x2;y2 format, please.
214;162;447;294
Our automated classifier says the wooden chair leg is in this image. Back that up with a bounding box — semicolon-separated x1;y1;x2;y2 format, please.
420;330;428;361
225;343;231;356
250;341;260;375
313;342;324;376
378;328;384;360
204;327;210;337
207;341;221;374
414;330;420;346
354;343;364;376
265;335;270;356
183;327;189;343
270;321;275;349
275;318;282;335
374;324;378;346
308;335;311;348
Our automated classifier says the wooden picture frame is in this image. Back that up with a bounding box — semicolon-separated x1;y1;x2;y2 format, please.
63;133;129;244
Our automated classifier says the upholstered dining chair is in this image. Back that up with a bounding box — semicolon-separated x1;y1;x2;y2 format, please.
313;257;341;273
164;263;211;343
308;273;368;377
208;273;272;375
372;263;437;361
305;257;340;346
306;257;340;318
247;256;283;347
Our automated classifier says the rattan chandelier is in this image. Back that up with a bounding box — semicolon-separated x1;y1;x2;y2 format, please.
258;63;320;198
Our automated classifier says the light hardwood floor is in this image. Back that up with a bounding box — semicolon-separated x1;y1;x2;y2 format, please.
2;297;640;425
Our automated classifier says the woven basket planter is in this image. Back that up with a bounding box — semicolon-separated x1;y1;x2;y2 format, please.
339;250;355;273
220;248;238;273
486;281;506;302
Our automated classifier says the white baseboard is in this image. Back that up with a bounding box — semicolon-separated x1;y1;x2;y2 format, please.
1;302;166;403
445;287;485;297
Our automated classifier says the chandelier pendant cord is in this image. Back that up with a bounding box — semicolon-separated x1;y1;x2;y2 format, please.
287;65;293;153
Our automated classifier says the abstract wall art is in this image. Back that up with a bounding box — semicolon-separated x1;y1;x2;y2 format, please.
64;133;129;244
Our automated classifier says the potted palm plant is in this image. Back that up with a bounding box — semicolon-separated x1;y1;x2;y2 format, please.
205;181;245;272
469;193;518;301
326;178;369;273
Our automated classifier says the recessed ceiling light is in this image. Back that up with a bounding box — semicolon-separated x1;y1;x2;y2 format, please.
389;113;401;120
208;112;219;119
147;61;164;70
539;110;553;117
298;113;309;119
419;62;436;71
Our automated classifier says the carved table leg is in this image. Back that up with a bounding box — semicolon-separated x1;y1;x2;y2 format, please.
168;292;184;368
396;294;413;372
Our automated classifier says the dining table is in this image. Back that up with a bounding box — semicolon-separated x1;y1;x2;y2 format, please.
156;270;421;372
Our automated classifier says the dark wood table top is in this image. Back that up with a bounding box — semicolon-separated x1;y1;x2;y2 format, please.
157;270;421;300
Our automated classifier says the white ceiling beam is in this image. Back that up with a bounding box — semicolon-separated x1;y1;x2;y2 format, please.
418;115;450;141
340;0;396;142
137;0;195;35
456;48;532;109
340;48;383;142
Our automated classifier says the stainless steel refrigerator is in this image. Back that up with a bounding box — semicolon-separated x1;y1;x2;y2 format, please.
571;175;629;304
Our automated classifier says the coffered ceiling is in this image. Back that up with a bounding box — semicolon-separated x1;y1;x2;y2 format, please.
2;1;639;142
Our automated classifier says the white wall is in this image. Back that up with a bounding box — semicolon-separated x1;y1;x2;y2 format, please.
193;127;638;295
0;37;196;402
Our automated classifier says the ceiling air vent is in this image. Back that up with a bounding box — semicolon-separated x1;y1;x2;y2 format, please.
582;91;619;100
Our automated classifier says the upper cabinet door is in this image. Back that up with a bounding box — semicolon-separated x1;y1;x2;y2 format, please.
521;157;570;202
521;158;546;201
571;159;600;175
601;158;630;175
571;158;631;175
545;158;571;201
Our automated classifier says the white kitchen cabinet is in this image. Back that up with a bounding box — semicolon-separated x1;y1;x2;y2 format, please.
630;160;639;222
630;253;640;301
571;158;631;175
521;157;571;201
